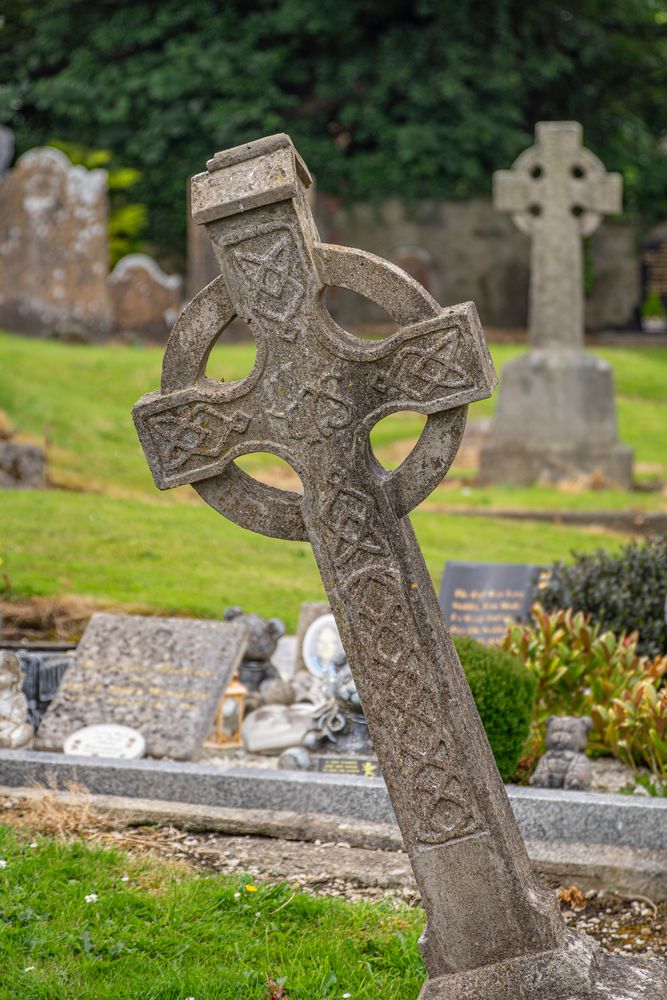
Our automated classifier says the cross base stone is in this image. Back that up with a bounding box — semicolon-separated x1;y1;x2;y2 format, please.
478;351;633;487
418;932;666;1000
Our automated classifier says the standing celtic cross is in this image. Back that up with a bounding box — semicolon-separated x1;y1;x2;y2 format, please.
134;135;664;999
494;121;621;350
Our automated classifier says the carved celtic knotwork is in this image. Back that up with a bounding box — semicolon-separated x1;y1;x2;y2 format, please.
265;366;352;442
343;566;482;845
319;477;388;566
146;402;252;475
230;229;305;324
374;328;473;400
135;135;631;991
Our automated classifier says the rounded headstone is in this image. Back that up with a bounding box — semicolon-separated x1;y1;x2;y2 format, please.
64;723;146;759
0;126;14;174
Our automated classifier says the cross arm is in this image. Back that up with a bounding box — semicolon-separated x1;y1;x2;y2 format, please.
354;302;497;431
493;170;532;214
133;383;265;491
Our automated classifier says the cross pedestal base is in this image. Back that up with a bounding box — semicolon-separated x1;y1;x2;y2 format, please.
479;350;633;488
419;932;666;1000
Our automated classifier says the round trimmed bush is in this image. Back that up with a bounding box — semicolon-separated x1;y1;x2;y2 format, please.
454;635;536;781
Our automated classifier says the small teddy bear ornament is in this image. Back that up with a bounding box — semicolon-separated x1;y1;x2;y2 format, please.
0;650;34;749
530;715;592;791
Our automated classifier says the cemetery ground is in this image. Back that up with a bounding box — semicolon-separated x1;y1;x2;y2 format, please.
1;330;666;631
0;794;666;1000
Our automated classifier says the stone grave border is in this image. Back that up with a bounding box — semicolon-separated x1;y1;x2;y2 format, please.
1;749;664;852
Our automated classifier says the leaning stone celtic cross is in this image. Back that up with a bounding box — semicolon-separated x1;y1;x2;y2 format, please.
134;135;664;998
494;121;621;350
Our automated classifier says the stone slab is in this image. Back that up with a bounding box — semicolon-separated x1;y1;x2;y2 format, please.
0;441;46;488
34;614;247;760
1;750;665;852
2;783;666;900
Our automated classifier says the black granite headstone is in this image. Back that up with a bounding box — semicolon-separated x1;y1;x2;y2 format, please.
439;561;541;644
642;237;667;305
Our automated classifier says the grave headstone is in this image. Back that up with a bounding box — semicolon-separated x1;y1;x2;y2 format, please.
480;121;633;487
0;147;113;337
641;223;667;327
35;613;247;760
439;561;538;643
108;253;183;340
134;133;664;996
0;125;14;174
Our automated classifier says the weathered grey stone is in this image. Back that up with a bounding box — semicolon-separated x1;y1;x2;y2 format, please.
1;750;667;852
0;440;46;488
0;125;14;174
480;122;634;488
35;613;247;760
0;147;113;337
108;253;182;340
133;134;664;996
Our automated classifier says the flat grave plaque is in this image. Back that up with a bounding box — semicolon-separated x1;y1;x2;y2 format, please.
315;754;380;778
439;561;540;643
35;613;247;760
64;723;146;759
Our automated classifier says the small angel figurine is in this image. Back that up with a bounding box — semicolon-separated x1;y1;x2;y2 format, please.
0;650;34;749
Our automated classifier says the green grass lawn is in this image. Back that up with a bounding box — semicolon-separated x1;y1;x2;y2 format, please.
0;331;662;623
0;491;625;631
1;332;666;504
0;826;425;999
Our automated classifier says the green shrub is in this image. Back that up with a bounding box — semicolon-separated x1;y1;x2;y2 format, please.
641;290;667;320
455;635;536;781
502;604;667;775
50;139;148;267
539;536;667;658
2;1;666;260
592;664;667;783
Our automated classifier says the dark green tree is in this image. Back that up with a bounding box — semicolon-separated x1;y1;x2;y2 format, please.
1;0;665;262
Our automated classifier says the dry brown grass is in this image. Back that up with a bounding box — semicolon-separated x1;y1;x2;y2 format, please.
0;594;161;642
1;777;113;839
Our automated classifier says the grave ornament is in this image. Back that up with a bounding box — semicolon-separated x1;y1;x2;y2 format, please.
0;651;34;749
530;716;593;792
134;134;665;998
480;121;633;488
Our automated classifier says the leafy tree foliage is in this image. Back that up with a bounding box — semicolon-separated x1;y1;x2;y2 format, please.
1;0;665;262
